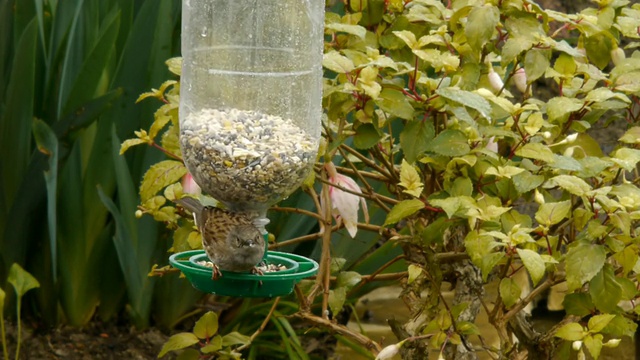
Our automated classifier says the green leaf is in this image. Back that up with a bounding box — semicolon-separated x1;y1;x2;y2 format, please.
353;123;381;149
602;315;637;338
589;265;622;313
515;143;555;163
430;196;470;219
139;160;187;203
543;175;591;196
611;148;640;171
562;293;595;317
546;97;584;123
619;127;640;144
323;51;356;73
221;332;251;347
201;335;223;353
376;89;415;120
565;242;606;292
407;264;423;285
465;5;499;51
325;22;367;39
535;200;571;227
384;199;424;226
499;278;521;308
524;49;550;82
400;120;435;163
427;129;470;157
7;263;40;298
583;334;603;359
516;249;545;286
166;57;182;76
336;271;362;289
512;171;545;194
176;349;200;360
157;333;199;358
399;159;424;197
120;138;147;154
555;322;586;341
32;118;59;282
613;246;637;276
193;311;219;340
329;287;347;315
588;314;616;333
585;32;613;69
436;88;491;119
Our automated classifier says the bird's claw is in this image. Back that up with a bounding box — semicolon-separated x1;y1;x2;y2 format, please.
211;264;222;280
251;266;264;286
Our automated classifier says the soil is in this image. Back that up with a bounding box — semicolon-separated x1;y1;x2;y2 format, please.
3;320;175;360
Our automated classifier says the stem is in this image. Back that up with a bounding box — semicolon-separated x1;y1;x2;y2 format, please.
294;312;382;353
271;206;323;221
151;142;183;162
237;298;281;351
1;308;7;360
15;298;21;360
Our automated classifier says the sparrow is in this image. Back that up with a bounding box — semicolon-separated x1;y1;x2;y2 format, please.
175;197;265;280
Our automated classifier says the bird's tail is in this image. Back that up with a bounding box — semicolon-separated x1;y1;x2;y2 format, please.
175;196;204;214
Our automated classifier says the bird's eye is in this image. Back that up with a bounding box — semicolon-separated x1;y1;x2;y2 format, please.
235;237;242;246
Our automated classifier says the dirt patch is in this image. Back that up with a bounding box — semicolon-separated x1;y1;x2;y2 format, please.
4;320;175;360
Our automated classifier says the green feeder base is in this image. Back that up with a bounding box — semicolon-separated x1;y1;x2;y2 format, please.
169;250;319;298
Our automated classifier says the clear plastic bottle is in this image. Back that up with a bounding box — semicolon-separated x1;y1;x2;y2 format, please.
179;0;324;221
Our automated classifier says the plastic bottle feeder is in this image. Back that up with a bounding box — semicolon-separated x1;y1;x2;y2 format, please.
171;0;324;297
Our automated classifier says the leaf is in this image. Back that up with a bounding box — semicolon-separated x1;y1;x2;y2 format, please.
201;335;223;353
543;175;592;196
7;263;40;298
563;293;595;317
429;197;468;219
585;32;613;69
485;166;524;179
329;287;347;316
515;143;555;163
325;22;367;39
436;88;491;119
546;97;584;123
384;199;424;226
400;120;435;164
611;148;640;171
139;160;187;203
555;323;586;341
499;278;521;309
120;138;147;154
407;264;423;285
465;5;499;51
157;333;199;358
399;159;424;198
583;334;603;360
376;89;415;120
336;271;362;289
166;57;182;76
193;311;219;340
589;265;622;313
221;331;251;347
619;127;640;144
323;51;355;73
512;171;545;194
588;314;616;333
524;49;550;82
565;242;606;292
393;30;418;49
354;123;381;149
602;315;637;338
427;129;470;157
516;249;545;286
535;200;571;227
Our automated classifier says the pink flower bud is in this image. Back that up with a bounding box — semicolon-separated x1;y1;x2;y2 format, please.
182;173;201;195
611;47;626;66
488;69;504;93
513;68;527;94
485;137;498;153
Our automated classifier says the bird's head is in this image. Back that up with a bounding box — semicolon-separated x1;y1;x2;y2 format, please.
230;224;263;249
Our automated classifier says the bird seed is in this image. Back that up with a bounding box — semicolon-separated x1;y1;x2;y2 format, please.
181;108;318;212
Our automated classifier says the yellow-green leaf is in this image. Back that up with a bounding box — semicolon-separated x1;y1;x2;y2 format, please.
201;335;223;354
323;51;355;73
516;248;545;286
544;175;592;196
166;57;182;76
515;143;555;163
193;311;219;339
499;277;521;308
158;333;199;358
140;160;187;203
555;323;586;341
8;263;40;298
384;199;424;226
399;159;424;198
120;138;147;155
407;264;423;285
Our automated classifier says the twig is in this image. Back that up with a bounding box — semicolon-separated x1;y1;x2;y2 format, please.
237;298;281;351
350;255;406;294
271;206;324;221
294;312;383;353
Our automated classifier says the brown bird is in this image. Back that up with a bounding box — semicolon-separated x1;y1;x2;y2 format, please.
175;197;265;279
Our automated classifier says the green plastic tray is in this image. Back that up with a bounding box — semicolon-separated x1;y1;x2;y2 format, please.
169;250;319;297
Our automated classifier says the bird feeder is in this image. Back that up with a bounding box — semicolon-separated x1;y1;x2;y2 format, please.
173;0;324;296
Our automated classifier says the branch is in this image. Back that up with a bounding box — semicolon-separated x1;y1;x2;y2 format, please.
294;312;383;353
237;298;281;351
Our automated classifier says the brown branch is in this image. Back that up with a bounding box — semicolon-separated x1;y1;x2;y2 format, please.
294;312;382;353
237;298;281;351
271;206;324;221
